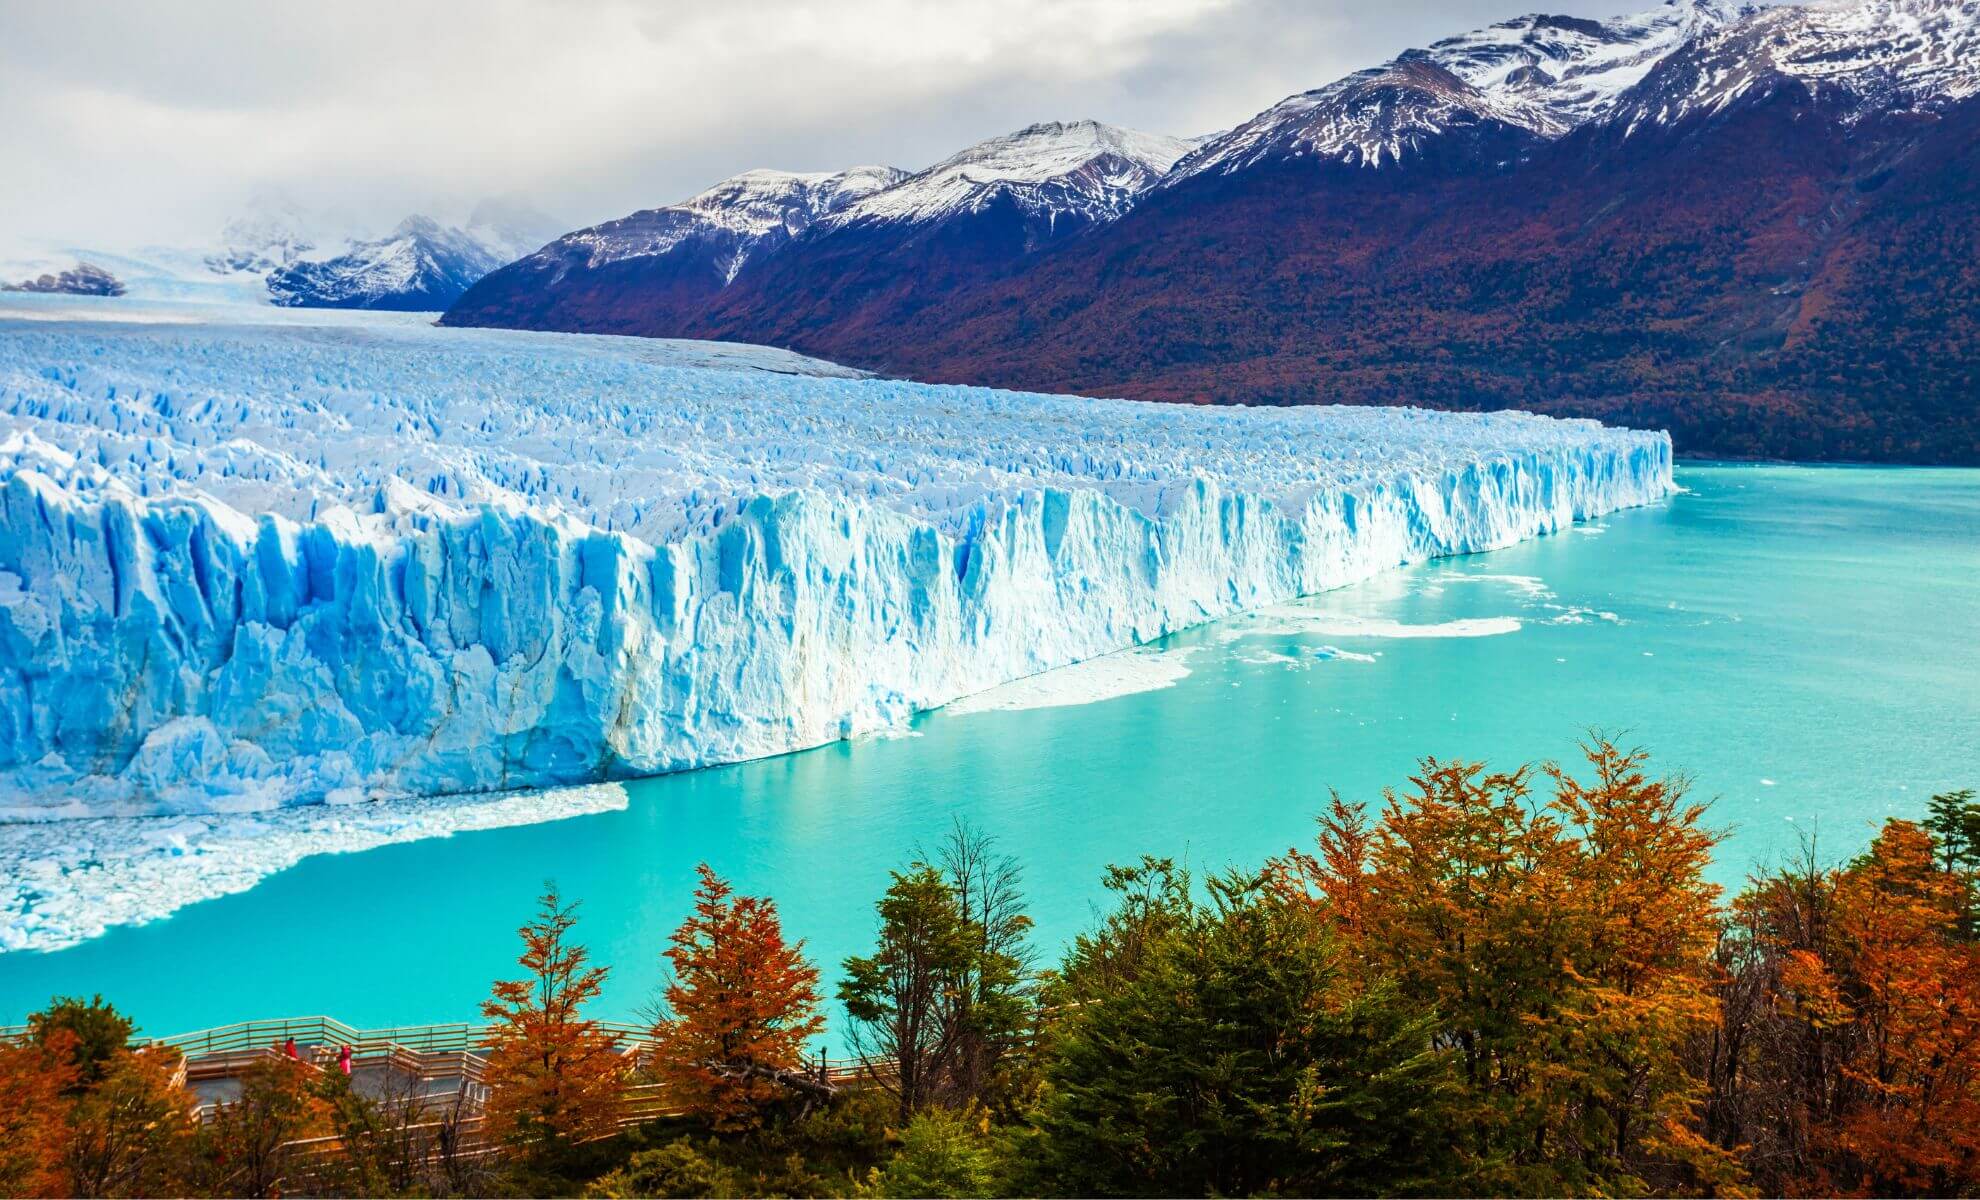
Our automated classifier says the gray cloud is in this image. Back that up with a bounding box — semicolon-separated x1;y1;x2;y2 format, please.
0;0;1687;251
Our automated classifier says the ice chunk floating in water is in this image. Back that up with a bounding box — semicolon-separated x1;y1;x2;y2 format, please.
1;783;628;953
0;311;1670;943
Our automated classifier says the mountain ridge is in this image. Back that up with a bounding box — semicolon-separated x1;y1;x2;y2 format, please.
442;0;1980;462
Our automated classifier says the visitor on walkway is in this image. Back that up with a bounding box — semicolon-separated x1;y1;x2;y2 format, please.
338;1045;353;1076
284;1036;299;1060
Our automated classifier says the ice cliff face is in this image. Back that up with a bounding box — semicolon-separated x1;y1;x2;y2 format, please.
0;313;1673;821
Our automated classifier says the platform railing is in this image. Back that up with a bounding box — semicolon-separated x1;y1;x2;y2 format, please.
4;1014;897;1098
4;1011;913;1186
135;1015;650;1057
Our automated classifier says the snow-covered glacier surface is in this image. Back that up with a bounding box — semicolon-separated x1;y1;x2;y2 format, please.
0;305;1672;948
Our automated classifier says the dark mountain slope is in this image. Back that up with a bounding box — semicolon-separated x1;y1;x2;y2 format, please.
441;0;1980;462
698;83;1977;463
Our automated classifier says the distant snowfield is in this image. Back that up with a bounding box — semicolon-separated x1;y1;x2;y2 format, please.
0;297;1672;949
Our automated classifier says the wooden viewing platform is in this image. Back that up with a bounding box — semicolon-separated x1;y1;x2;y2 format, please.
1;1014;894;1148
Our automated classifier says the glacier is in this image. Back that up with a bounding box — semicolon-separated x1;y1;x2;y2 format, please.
0;301;1671;946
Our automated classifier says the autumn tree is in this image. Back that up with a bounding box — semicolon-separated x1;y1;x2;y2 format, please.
481;883;626;1158
64;1046;197;1199
1714;817;1980;1195
650;863;828;1129
0;1032;76;1198
27;996;135;1094
1279;758;1575;1190
194;1054;330;1198
1275;739;1735;1195
1822;820;1980;1192
4;996;197;1199
1546;742;1736;1193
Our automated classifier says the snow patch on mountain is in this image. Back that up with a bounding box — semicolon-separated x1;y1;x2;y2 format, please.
1172;0;1752;175
827;120;1192;229
264;216;502;310
1427;0;1755;131
557;166;906;282
1611;0;1980;132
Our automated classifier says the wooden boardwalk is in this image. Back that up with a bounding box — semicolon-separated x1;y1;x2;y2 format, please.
4;1013;890;1134
2;1012;911;1192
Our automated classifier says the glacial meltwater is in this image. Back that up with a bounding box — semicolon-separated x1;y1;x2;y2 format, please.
3;464;1976;1039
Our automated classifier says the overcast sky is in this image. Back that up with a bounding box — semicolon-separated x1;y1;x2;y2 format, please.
3;0;1662;250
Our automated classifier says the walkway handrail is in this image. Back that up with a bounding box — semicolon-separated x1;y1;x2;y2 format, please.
4;1011;915;1181
4;1015;895;1080
134;1015;657;1057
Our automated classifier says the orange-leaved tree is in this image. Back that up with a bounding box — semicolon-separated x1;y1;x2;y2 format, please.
65;1045;198;1199
650;864;827;1128
481;884;626;1157
1275;738;1735;1195
1702;791;1980;1198
9;995;198;1198
1277;756;1579;1189
1546;742;1738;1196
197;1054;331;1199
1736;819;1980;1195
0;1030;77;1198
1823;820;1980;1193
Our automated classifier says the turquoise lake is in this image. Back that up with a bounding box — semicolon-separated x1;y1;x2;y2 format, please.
3;464;1976;1038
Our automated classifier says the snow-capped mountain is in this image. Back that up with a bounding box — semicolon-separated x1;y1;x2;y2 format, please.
1608;0;1980;133
1171;0;1749;177
264;215;502;310
554;165;904;283
442;0;1980;463
442;167;902;332
262;204;563;310
444;122;1189;335
205;193;324;275
824;121;1192;230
